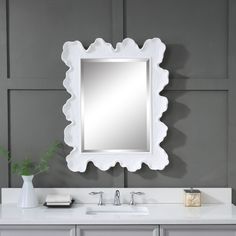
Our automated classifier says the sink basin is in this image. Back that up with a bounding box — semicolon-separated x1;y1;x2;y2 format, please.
86;205;149;216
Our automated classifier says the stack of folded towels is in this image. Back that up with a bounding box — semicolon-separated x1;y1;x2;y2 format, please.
45;194;72;206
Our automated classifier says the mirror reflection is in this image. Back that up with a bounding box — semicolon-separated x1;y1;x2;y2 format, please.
81;59;150;153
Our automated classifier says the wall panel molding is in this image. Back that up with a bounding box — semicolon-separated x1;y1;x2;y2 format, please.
228;0;236;203
0;89;9;190
1;78;64;90
166;79;228;91
0;0;9;196
0;0;7;78
0;78;229;91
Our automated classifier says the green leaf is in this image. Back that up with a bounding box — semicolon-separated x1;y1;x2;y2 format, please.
34;141;62;176
0;146;11;161
1;141;62;176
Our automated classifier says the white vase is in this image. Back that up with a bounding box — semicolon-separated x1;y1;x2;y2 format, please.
18;175;38;208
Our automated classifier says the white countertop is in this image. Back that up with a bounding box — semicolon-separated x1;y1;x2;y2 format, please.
2;188;232;205
1;203;236;225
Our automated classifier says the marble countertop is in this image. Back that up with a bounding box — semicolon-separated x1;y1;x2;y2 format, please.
1;203;236;225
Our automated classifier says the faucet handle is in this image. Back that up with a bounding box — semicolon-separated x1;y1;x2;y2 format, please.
130;192;145;205
89;191;104;206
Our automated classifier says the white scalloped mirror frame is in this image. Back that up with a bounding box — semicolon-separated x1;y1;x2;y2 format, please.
61;38;169;172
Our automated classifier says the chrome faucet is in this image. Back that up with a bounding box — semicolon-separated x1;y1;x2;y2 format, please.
89;191;104;206
113;190;121;206
130;192;145;205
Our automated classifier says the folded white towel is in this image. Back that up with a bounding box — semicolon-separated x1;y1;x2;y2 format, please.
46;194;72;203
46;202;71;206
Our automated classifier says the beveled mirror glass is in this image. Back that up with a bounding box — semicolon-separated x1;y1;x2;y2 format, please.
81;59;150;152
62;38;169;172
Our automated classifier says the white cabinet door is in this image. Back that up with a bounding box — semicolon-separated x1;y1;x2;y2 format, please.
160;225;236;236
0;225;75;236
77;225;159;236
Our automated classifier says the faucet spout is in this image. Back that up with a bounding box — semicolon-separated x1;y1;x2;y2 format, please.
113;190;121;206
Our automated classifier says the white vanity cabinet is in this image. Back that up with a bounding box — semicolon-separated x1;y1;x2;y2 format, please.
2;225;236;236
0;225;158;236
0;225;75;236
160;225;236;236
77;225;159;236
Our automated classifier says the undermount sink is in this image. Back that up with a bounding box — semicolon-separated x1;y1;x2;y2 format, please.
86;205;149;216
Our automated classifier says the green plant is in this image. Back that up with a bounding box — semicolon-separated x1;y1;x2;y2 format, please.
0;141;61;176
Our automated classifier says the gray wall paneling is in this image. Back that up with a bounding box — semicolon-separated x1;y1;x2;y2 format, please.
124;0;231;195
228;0;236;203
0;0;235;202
0;0;124;191
0;0;9;193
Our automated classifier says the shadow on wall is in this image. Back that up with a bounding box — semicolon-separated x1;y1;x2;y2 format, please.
133;44;191;181
163;43;190;79
161;44;190;178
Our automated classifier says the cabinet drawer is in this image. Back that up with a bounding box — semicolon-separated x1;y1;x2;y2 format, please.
160;225;236;236
77;225;159;236
0;225;75;236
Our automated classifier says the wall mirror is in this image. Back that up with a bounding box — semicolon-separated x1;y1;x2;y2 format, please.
62;38;169;172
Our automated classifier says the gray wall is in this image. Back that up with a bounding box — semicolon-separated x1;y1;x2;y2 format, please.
0;0;236;202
